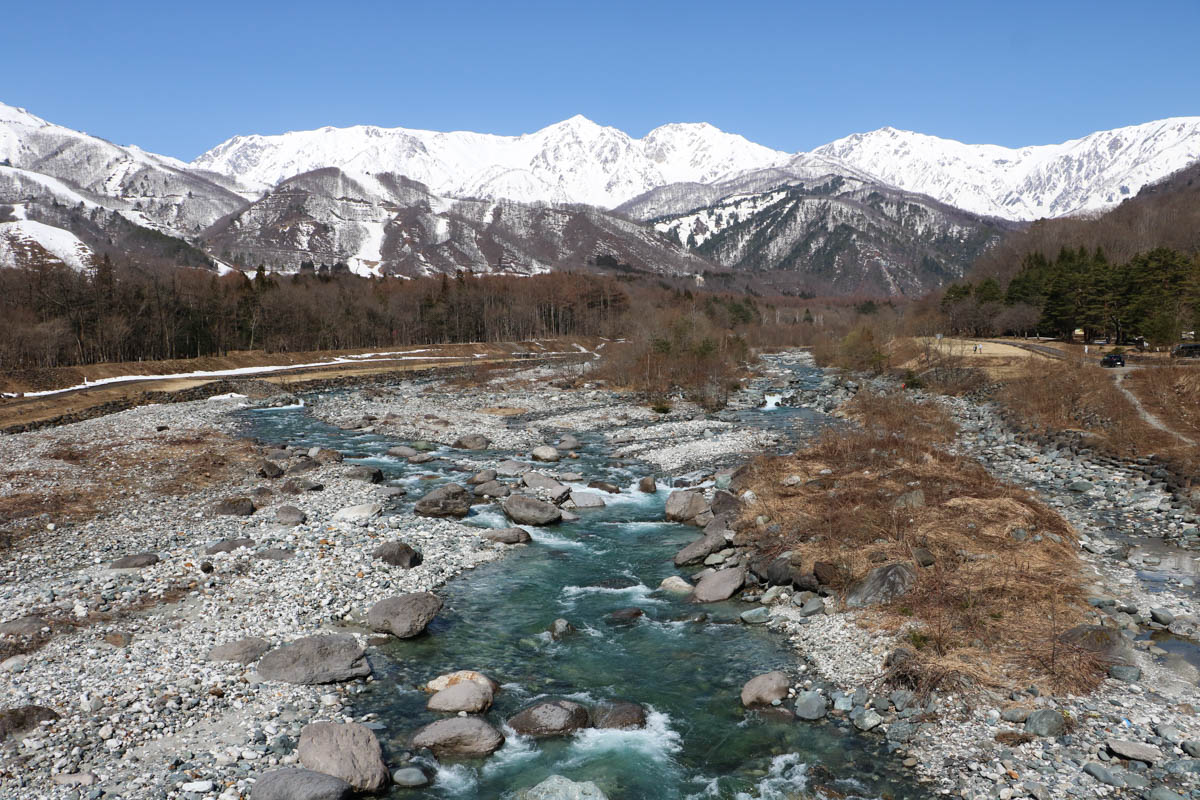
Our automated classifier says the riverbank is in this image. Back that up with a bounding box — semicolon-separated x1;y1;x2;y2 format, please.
746;368;1200;800
0;398;510;799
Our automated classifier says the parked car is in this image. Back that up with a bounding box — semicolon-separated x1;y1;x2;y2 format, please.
1172;343;1200;358
1100;353;1125;367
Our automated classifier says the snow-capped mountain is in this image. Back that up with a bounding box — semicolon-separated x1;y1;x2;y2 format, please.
814;118;1200;220
193;116;793;208
203;167;714;279
195;113;1200;221
651;178;1015;296
0;102;248;238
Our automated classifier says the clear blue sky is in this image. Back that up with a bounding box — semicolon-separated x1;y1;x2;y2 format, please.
3;0;1197;160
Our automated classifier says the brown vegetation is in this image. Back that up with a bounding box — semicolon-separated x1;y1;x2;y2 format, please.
739;391;1099;694
1124;366;1200;442
0;432;258;549
996;361;1192;463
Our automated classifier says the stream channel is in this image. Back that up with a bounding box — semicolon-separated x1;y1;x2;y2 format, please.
237;361;928;800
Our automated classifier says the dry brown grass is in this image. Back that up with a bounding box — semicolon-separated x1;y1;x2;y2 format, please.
997;361;1182;458
1125;366;1200;441
740;390;1100;695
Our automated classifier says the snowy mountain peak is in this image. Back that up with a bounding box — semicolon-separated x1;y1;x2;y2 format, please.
194;117;793;208
0;102;53;129
816;117;1200;219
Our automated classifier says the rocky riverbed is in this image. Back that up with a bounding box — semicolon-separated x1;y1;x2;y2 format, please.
5;351;1199;800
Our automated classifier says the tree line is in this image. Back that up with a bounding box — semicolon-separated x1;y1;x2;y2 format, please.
0;259;632;370
941;246;1200;344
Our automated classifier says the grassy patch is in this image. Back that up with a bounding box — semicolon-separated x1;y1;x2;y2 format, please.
739;390;1099;695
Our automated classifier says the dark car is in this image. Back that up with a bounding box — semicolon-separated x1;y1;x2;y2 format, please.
1172;343;1200;359
1100;353;1125;367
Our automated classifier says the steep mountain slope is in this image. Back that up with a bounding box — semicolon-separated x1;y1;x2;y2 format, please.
652;179;1016;296
815;118;1200;220
202;168;715;278
0;102;248;237
193;116;792;207
0;217;94;271
972;159;1200;284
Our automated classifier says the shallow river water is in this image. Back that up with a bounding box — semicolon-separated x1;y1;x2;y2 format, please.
239;368;928;799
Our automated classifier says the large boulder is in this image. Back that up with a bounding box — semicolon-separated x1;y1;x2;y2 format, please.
0;706;59;741
568;491;606;509
276;506;307;526
257;635;370;684
410;717;504;758
1058;625;1134;665
472;480;510;498
209;637;270;665
507;699;590;737
373;541;422;568
593;701;648;730
531;445;560;462
741;671;789;707
414;484;471;518
483;527;532;544
452;434;491;450
251;768;352;800
765;557;817;591
691;567;746;603
345;465;384;484
1024;709;1066;737
557;434;582;451
333;503;382;524
502;495;562;526
518;775;608;800
522;472;569;502
844;562;917;608
387;445;418;458
427;680;493;713
638;476;657;493
367;593;443;638
665;490;709;524
298;722;389;792
206;537;256;555
1107;739;1163;764
673;531;726;566
709;489;740;518
110;552;159;569
214;497;256;516
311;447;344;463
467;468;497;485
794;690;828;720
425;670;500;695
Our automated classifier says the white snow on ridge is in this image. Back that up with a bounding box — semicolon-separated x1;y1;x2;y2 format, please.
194;112;1200;221
815;118;1200;219
0;219;94;271
193;115;793;209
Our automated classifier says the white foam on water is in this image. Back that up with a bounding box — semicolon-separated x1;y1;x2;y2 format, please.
642;618;691;637
558;583;664;607
431;762;478;796
528;529;595;552
559;708;682;767
762;393;786;410
480;726;541;777
466;508;509;528
206;392;247;402
733;753;809;800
